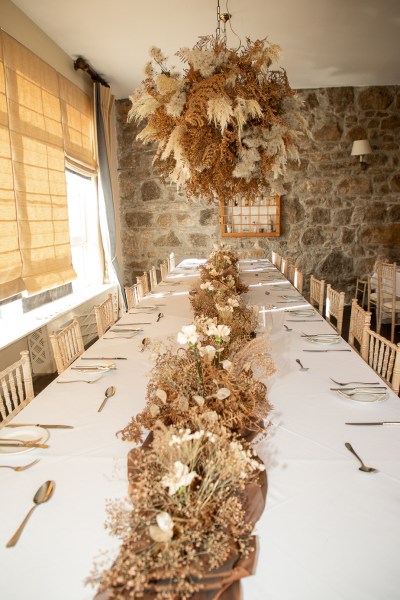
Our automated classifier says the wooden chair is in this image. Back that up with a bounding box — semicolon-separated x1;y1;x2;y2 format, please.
348;299;371;354
294;268;304;294
288;262;295;285
309;275;325;314
367;274;378;314
160;260;168;281
49;317;84;374
136;272;150;297
281;256;293;278
149;266;158;291
94;294;116;337
354;278;367;308
271;251;281;270
0;351;34;427
361;328;400;394
325;284;345;335
167;252;175;272
125;284;140;310
377;261;400;343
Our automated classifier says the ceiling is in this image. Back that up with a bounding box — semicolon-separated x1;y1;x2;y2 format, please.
11;0;400;99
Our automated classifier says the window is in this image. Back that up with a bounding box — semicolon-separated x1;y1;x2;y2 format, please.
66;169;102;291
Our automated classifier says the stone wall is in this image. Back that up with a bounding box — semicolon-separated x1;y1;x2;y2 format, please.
116;86;400;297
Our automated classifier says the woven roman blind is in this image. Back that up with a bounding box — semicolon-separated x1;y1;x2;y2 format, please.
0;32;96;299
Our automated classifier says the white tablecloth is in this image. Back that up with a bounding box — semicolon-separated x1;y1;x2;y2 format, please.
1;259;399;600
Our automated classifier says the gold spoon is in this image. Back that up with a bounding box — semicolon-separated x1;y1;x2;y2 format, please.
97;386;116;412
140;337;150;352
6;480;55;547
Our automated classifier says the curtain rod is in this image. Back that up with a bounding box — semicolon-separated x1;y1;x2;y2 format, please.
74;57;109;87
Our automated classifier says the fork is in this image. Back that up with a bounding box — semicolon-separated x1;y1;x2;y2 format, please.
57;378;99;384
329;378;380;386
0;459;40;472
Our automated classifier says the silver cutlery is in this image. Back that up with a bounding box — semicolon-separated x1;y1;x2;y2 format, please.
330;378;380;386
156;312;164;322
140;337;150;352
301;333;339;338
303;349;351;352
6;424;73;429
98;386;116;412
0;459;40;471
296;358;309;371
110;328;143;332
103;334;138;339
71;365;115;371
344;442;377;473
284;324;292;332
0;439;49;449
329;385;387;394
114;322;151;326
6;480;55;547
81;357;127;360
57;378;100;383
286;319;324;322
336;389;387;396
346;422;400;426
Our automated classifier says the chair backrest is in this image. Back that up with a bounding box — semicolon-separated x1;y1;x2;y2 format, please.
94;294;116;337
361;328;400;394
49;317;84;374
294;268;304;294
377;261;399;342
125;284;140;310
149;266;158;291
271;251;281;269
325;284;345;335
288;262;295;285
309;275;325;314
160;260;168;281
348;299;372;354
354;278;367;308
367;274;378;312
281;256;293;277
136;272;150;296
0;351;34;427
167;252;175;272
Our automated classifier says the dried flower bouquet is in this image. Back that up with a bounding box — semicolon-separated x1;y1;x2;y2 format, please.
90;424;267;599
128;37;308;204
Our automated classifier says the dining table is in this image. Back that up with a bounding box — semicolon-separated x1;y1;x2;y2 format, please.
1;258;400;600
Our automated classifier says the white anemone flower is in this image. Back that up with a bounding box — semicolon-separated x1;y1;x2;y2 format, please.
177;324;199;346
161;461;198;495
207;323;231;341
199;344;217;362
149;511;174;543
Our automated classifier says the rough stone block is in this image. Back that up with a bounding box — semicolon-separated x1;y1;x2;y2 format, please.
358;87;394;110
154;231;181;247
313;122;342;141
141;180;161;201
157;214;173;227
126;211;153;228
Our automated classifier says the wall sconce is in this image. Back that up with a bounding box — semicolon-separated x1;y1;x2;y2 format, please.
351;139;372;170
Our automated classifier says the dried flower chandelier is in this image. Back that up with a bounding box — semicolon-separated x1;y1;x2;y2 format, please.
128;0;308;204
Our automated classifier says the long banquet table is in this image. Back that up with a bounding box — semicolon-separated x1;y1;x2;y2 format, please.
1;259;400;600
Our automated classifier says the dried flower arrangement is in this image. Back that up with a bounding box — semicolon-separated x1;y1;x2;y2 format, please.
89;423;267;599
128;37;307;204
118;326;273;444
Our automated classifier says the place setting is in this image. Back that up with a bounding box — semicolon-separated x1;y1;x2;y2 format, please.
328;376;389;403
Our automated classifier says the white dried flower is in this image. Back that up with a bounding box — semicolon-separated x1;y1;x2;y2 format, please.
155;389;167;404
216;387;231;400
177;324;199;346
193;395;205;407
161;461;198;495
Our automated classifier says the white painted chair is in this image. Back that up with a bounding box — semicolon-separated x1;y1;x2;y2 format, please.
94;294;116;337
361;328;400;394
49;317;85;374
348;299;371;354
309;275;325;314
0;351;34;427
354;277;367;308
325;284;345;335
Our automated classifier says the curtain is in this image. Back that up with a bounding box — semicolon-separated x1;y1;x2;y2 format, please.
0;38;24;299
95;82;126;309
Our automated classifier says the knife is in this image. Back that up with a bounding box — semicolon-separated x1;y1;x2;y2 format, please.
6;424;73;429
330;387;387;391
303;349;351;352
110;328;143;332
81;357;127;360
286;319;324;322
114;322;151;326
345;422;400;426
0;442;49;448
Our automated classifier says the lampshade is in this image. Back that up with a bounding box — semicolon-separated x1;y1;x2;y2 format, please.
351;139;372;157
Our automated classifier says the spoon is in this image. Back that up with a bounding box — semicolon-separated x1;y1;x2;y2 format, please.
296;358;309;371
98;386;116;412
6;480;55;547
140;337;150;352
344;442;377;473
284;324;292;332
156;312;164;322
0;459;40;472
